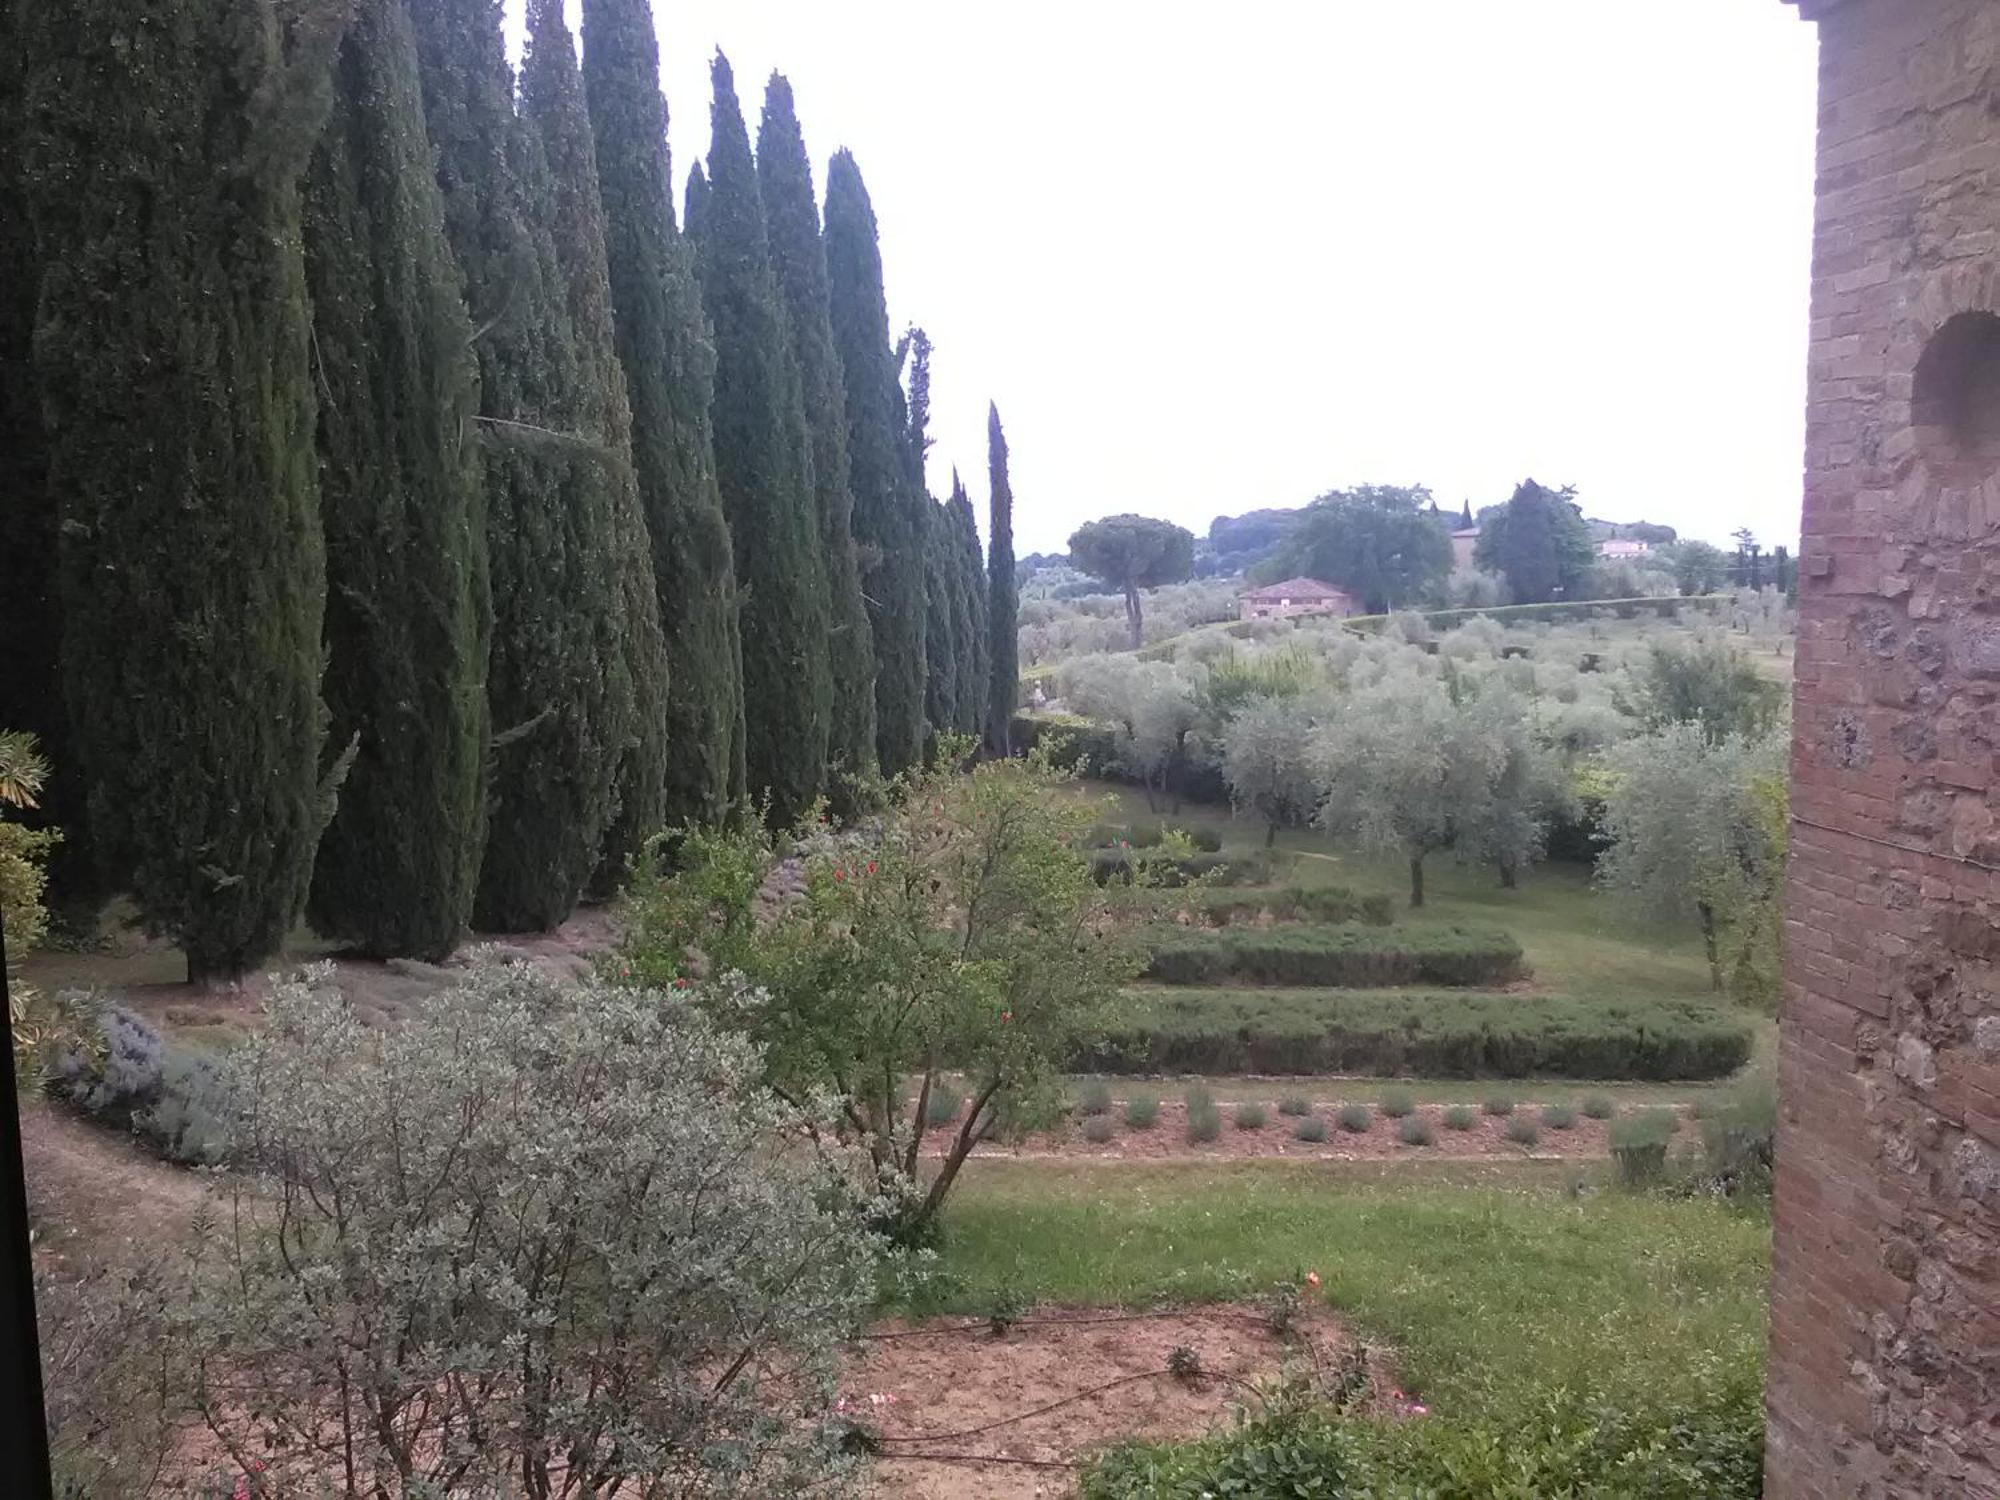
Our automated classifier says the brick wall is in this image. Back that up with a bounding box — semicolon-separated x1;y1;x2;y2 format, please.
1773;1;2000;1494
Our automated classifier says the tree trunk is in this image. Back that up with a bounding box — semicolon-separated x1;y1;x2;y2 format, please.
1124;585;1143;651
1698;902;1723;992
1265;820;1278;849
1496;857;1517;889
1408;855;1425;908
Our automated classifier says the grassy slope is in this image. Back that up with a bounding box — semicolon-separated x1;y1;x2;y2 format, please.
921;1159;1770;1410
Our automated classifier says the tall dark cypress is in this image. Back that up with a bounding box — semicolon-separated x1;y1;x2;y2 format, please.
757;74;876;791
584;0;745;826
688;53;830;825
985;403;1019;757
514;0;669;919
0;14;88;904
948;470;989;737
21;0;342;980
409;0;639;925
302;0;487;960
903;329;956;742
825;150;926;775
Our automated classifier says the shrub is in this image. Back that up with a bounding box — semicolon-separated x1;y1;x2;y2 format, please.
1187;1103;1223;1143
1235;1101;1269;1131
1504;1116;1542;1147
1377;1088;1416;1119
1278;1093;1313;1116
1541;1104;1577;1131
1183;1083;1215;1112
1078;1079;1114;1116
1443;1104;1477;1131
1701;1072;1776;1195
1293;1115;1329;1143
1124;1093;1160;1130
1482;1093;1516;1116
925;1088;965;1126
1582;1094;1616;1119
1398;1115;1436;1147
1181;885;1394;928
1145;923;1527;988
1336;1103;1372;1134
51;1004;232;1164
178;964;877;1496
1082;1115;1117;1145
1081;992;1754;1081
1611;1110;1678;1187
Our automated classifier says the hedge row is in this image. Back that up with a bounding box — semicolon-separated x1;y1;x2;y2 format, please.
1338;593;1729;635
1079;991;1756;1080
1171;884;1395;927
1089;821;1224;853
1145;924;1525;988
1092;848;1272;888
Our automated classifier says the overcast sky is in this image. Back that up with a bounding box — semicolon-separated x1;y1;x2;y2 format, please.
513;2;1822;555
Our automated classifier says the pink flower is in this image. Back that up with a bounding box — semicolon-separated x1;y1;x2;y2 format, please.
1000;1011;1012;1023
833;868;845;882
1305;1271;1320;1289
866;861;877;875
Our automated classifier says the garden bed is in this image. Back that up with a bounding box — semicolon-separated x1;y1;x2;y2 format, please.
929;1099;1689;1164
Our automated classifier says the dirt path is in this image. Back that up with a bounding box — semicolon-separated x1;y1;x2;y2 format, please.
21;1099;207;1265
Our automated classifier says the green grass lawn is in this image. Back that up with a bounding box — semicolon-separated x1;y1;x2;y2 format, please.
918;1159;1770;1413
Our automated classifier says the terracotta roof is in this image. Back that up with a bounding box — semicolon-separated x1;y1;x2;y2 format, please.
1239;576;1351;601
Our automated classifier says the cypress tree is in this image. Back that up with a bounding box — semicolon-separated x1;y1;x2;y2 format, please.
409;0;642;925
302;0;487;960
0;18;90;905
948;470;990;736
825;150;926;775
584;0;745;826
921;496;959;742
20;0;342;980
985;403;1019;757
688;53;830;824
514;0;670;919
757;74;876;791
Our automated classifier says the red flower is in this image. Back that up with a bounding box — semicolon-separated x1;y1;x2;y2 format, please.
865;861;877;875
833;867;845;882
1305;1271;1320;1289
1000;1011;1012;1023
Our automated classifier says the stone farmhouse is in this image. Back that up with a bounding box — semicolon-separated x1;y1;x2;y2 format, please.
1236;576;1361;622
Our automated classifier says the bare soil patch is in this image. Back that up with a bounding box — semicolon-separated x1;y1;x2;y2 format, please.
21;1098;207;1262
847;1303;1363;1499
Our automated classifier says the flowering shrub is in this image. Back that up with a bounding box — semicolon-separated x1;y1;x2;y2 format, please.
173;963;877;1497
625;745;1151;1242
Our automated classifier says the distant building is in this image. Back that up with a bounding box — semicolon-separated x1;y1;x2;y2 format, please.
1450;526;1481;572
1597;538;1652;560
1237;576;1361;621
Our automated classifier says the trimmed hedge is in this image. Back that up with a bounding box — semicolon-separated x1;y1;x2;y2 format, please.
1092;848;1272;887
1079;991;1756;1080
1338;594;1728;636
1171;885;1395;928
1145;924;1525;988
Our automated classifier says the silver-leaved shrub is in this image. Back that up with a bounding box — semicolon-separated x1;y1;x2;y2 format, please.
177;961;878;1497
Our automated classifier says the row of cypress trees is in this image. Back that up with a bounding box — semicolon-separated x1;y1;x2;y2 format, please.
0;0;1016;977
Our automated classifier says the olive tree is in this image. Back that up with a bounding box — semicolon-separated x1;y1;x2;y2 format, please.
176;963;877;1497
1598;724;1787;993
625;746;1148;1241
1221;694;1319;846
1056;654;1209;810
1067;513;1196;649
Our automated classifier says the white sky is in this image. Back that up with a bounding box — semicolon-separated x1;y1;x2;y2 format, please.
511;2;1822;555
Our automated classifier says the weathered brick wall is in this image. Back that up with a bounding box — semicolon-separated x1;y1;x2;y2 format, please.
1773;1;2000;1494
